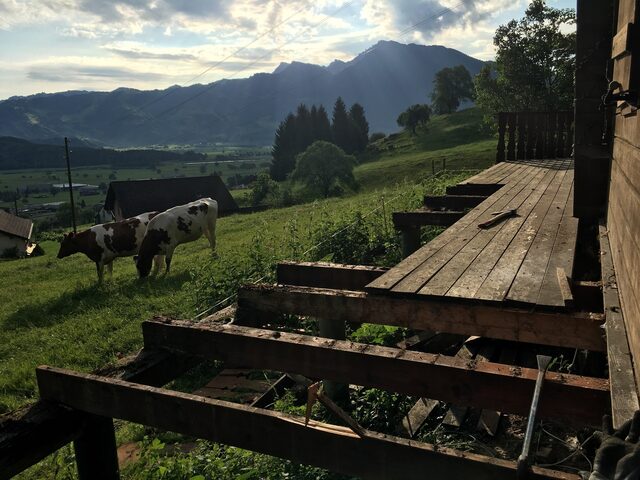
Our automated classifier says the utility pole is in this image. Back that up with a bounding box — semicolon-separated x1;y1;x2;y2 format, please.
64;137;77;233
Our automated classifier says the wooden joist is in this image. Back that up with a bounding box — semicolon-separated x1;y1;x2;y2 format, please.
36;366;579;480
276;261;386;291
423;195;487;211
142;320;609;425
600;226;640;428
446;184;502;196
392;210;464;228
237;284;606;351
0;349;198;479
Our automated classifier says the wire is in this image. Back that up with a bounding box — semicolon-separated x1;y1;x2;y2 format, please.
535;425;594;471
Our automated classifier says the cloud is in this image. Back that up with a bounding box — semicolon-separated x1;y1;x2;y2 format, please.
27;65;168;83
105;47;199;62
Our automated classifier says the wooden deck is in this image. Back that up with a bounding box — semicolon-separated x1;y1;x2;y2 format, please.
367;159;578;309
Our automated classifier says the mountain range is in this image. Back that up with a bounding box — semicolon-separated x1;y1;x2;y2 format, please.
0;41;485;147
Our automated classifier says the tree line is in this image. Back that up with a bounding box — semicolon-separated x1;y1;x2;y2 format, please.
270;97;369;180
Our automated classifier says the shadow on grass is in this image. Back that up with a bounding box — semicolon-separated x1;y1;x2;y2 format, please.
1;272;191;331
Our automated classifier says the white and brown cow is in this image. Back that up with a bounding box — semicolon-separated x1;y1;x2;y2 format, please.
57;211;158;282
135;198;218;278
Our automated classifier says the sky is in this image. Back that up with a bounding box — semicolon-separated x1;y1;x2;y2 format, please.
0;0;575;100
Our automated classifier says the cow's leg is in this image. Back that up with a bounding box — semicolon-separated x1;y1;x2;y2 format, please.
96;263;104;284
164;249;175;275
106;261;113;277
152;255;163;276
206;217;217;252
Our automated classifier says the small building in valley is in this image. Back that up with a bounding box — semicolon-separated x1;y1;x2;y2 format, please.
104;175;238;221
0;210;33;258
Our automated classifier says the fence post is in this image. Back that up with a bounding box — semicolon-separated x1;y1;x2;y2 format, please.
400;227;421;258
506;113;516;161
317;318;348;401
496;113;507;163
74;413;120;480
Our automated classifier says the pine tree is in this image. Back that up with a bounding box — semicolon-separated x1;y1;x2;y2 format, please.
349;103;369;153
315;105;333;141
295;103;313;153
270;113;297;181
332;97;351;152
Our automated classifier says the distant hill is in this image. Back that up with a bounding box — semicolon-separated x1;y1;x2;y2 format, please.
0;136;206;170
0;41;485;147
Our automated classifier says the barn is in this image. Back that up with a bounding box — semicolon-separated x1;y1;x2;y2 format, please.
103;175;238;221
0;210;33;258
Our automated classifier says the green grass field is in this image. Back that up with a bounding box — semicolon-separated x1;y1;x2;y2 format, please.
1;108;495;478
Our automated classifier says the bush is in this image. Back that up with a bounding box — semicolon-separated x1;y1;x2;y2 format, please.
369;132;386;142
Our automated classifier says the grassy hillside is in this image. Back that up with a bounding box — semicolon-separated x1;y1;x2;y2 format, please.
1;108;497;478
356;108;494;189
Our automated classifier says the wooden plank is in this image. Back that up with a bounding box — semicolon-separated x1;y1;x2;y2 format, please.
535;182;579;307
397;397;439;437
276;261;386;291
497;112;507;163
612;23;633;59
395;165;550;295
447;168;567;299
73;413;119;480
366;166;534;292
516;113;526;160
442;344;474;428
507;169;575;305
600;226;640;429
476;346;517;436
237;284;606;351
392;210;464;228
474;169;573;303
423;195;487;211
0;349;198;479
422;168;560;298
143;320;608;424
507;113;517;161
36;366;579;480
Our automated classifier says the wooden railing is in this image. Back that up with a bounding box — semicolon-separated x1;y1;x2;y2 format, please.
496;111;574;162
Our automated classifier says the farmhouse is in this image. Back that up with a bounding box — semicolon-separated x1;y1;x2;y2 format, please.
104;175;238;221
0;210;33;258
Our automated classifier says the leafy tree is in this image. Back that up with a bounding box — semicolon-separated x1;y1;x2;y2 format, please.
430;65;474;114
250;172;280;206
474;0;575;115
332;97;351;152
270;113;297;181
294;103;314;153
349;103;370;153
397;104;431;134
292;141;358;198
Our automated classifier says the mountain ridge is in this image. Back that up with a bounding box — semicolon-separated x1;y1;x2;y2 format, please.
0;41;485;147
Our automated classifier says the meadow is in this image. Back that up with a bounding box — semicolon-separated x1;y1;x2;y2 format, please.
0;108;495;478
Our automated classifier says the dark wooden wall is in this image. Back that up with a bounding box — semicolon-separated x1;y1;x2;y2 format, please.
609;0;640;390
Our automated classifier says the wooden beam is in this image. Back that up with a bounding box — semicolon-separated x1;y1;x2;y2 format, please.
600;226;640;428
424;195;487;211
392;210;464;228
446;184;502;196
0;349;198;479
276;261;386;291
237;284;606;352
36;366;579;480
73;413;119;480
142;320;609;425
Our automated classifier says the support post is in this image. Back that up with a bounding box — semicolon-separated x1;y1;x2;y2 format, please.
64;137;77;233
400;227;420;258
73;413;119;480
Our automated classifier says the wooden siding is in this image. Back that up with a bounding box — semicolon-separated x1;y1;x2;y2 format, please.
609;0;640;391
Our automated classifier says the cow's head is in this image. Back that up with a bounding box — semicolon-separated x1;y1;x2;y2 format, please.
57;232;79;259
135;253;153;278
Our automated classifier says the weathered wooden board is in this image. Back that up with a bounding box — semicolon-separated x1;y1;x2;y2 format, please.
142;320;609;424
36;366;579;480
600;226;640;429
237;285;605;351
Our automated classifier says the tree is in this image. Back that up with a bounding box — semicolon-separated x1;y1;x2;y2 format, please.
397;104;432;134
430;65;474;114
474;0;575;115
292;141;358;198
311;105;332;142
332;97;351;152
270;113;297;181
349;103;370;153
250;172;280;206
